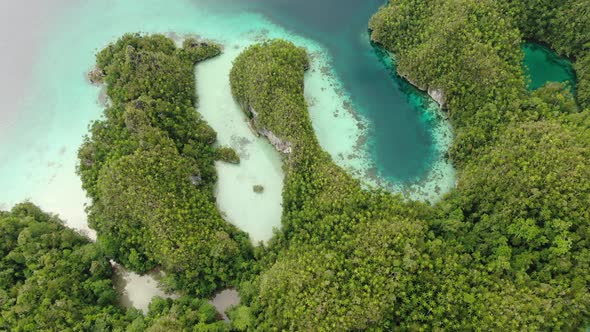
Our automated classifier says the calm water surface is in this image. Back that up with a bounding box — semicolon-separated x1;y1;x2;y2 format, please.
0;0;449;230
0;0;447;311
523;42;576;91
217;0;438;182
0;0;580;319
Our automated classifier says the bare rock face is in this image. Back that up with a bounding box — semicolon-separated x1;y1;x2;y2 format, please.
401;69;446;108
247;106;293;155
190;175;202;186
428;88;446;108
259;128;293;154
404;75;427;91
88;68;105;84
249;107;259;118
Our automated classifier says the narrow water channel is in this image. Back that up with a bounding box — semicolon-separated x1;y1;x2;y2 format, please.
0;0;456;310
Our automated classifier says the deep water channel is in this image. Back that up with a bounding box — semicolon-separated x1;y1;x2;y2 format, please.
211;0;455;200
0;0;581;321
0;0;455;312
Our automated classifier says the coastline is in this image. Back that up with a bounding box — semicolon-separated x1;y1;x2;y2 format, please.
305;43;455;202
194;32;289;245
386;49;447;109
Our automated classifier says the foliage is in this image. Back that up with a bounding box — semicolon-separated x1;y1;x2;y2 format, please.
370;0;527;164
576;52;590;109
229;36;590;330
421;119;590;329
0;202;234;330
0;203;133;331
498;0;590;58
366;1;590;329
128;296;230;332
230;39;430;331
227;305;254;331
230;40;314;153
215;146;240;164
7;3;588;329
252;216;427;331
495;0;590;108
77;33;252;296
445;119;590;272
95;141;250;293
512;82;578;122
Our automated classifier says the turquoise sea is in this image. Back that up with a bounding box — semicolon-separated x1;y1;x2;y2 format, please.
0;0;578;313
0;0;454;241
219;0;444;180
0;0;576;245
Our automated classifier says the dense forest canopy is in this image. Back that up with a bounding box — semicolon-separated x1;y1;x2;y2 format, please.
2;0;590;330
224;0;590;328
0;203;131;331
230;40;433;330
227;36;589;329
77;34;253;296
0;203;234;331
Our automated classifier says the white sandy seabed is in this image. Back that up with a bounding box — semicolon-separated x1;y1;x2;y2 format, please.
0;0;455;313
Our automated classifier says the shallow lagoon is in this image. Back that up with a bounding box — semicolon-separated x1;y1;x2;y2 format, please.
17;6;583;243
0;0;455;239
112;264;176;313
0;1;585;326
195;46;285;244
225;0;455;199
523;42;576;91
0;0;454;309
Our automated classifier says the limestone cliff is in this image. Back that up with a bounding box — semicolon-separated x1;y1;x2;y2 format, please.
248;106;293;155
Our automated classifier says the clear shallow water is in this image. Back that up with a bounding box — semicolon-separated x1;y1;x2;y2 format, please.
112;264;176;313
212;0;454;197
195;48;284;244
210;289;240;321
523;43;576;91
0;0;453;235
0;0;581;324
0;0;453;309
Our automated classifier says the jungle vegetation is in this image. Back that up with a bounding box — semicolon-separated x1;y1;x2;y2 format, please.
226;36;589;330
2;0;589;330
76;33;253;296
0;203;230;331
0;203;131;331
224;0;590;327
223;0;590;331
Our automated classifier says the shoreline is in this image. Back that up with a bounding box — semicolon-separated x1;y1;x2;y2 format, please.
305;43;455;203
194;33;286;245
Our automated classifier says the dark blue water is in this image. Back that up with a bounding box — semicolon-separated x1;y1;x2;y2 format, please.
210;0;437;182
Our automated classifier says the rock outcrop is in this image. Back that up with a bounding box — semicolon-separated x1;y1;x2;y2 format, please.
259;128;293;154
427;88;446;108
88;68;105;84
402;73;446;108
375;47;447;109
247;106;293;155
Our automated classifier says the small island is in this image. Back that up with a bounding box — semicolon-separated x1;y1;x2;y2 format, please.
1;0;589;331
